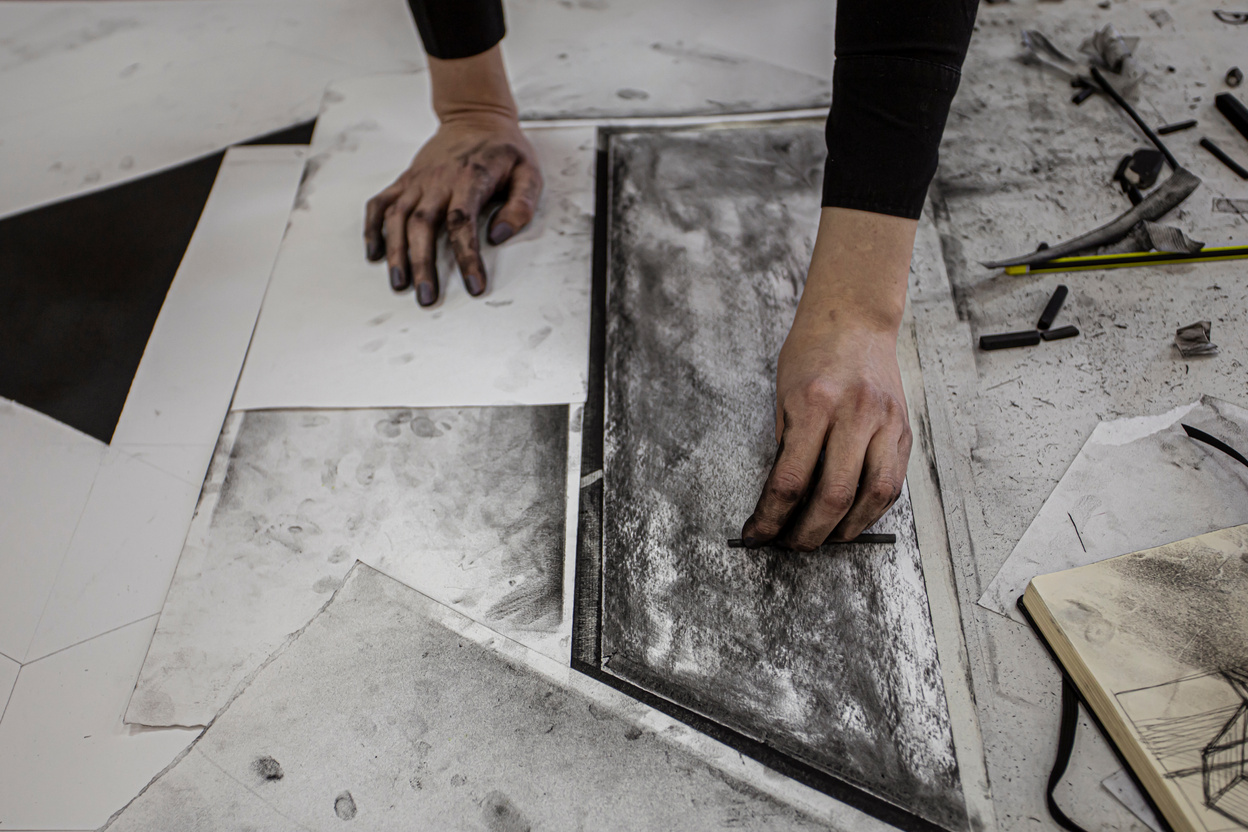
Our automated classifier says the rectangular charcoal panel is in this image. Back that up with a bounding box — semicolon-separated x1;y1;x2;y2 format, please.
599;122;966;831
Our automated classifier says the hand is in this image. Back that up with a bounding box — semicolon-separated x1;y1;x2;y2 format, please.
362;45;542;306
364;114;542;305
740;207;916;551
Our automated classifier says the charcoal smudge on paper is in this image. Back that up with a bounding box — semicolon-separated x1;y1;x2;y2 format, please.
601;123;965;830
128;404;569;728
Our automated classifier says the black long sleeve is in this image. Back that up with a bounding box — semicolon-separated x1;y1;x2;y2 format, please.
405;0;977;219
823;0;978;218
407;0;505;60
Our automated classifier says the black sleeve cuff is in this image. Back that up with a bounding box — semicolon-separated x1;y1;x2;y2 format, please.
408;0;506;60
821;55;964;219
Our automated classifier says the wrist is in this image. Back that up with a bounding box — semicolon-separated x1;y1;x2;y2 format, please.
792;206;915;339
429;45;519;123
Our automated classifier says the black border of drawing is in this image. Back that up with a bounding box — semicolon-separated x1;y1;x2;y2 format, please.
1017;594;1180;832
569;126;960;832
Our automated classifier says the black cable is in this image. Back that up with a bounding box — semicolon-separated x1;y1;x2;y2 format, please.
1181;424;1248;469
1046;677;1092;832
1090;66;1179;170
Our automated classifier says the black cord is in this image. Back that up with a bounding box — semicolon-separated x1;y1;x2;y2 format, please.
1047;677;1093;832
1181;424;1248;469
1090;67;1179;171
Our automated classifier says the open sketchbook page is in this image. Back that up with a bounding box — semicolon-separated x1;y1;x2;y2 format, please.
232;74;594;411
982;396;1248;621
1026;525;1248;832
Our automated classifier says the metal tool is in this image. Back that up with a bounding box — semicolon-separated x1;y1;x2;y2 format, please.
983;168;1201;269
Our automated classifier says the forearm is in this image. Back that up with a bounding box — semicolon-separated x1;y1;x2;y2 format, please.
790;207;915;340
429;46;518;123
822;0;978;218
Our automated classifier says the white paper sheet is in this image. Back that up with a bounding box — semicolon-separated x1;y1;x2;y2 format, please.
1102;769;1166;832
979;395;1248;622
0;399;106;662
127;405;578;728
0;616;198;830
22;147;308;662
232;74;595;411
0;653;17;717
0;0;422;220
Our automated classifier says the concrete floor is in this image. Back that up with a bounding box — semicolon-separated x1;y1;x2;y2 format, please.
913;2;1247;830
1;0;1245;829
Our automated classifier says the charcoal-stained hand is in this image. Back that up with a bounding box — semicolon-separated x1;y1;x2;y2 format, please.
739;320;912;551
364;113;542;306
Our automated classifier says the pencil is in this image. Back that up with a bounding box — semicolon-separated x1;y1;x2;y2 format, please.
1003;244;1248;275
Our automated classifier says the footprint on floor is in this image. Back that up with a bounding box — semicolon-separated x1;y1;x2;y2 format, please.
482;791;531;832
334;790;357;820
252;755;284;781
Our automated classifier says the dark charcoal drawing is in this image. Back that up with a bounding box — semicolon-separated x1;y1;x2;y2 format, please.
599;123;965;831
0;121;313;444
1119;669;1248;829
217;405;568;631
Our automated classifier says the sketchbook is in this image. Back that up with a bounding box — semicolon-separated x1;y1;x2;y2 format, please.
1021;524;1248;832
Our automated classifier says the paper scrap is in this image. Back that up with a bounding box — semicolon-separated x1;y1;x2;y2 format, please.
1175;321;1218;357
979;395;1248;622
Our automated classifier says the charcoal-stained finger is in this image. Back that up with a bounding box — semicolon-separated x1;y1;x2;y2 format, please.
828;428;906;543
383;195;418;291
448;156;509;295
780;420;871;551
740;419;827;545
365;181;405;262
407;199;445;306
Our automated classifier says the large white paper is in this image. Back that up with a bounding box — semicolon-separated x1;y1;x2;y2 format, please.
0;399;105;662
232;74;596;410
979;395;1248;622
0;0;422;220
23;147;307;662
1103;769;1165;832
0;616;198;830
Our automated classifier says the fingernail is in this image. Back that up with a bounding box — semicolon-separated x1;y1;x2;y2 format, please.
389;266;406;291
416;282;435;307
366;239;383;261
488;222;514;245
466;272;486;296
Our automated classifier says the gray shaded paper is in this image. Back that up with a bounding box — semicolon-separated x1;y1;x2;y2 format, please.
979;395;1248;622
1103;769;1165;832
107;565;830;832
601;125;965;831
127;406;575;728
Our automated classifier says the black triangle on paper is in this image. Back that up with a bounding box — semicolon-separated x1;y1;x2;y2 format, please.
0;119;314;444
